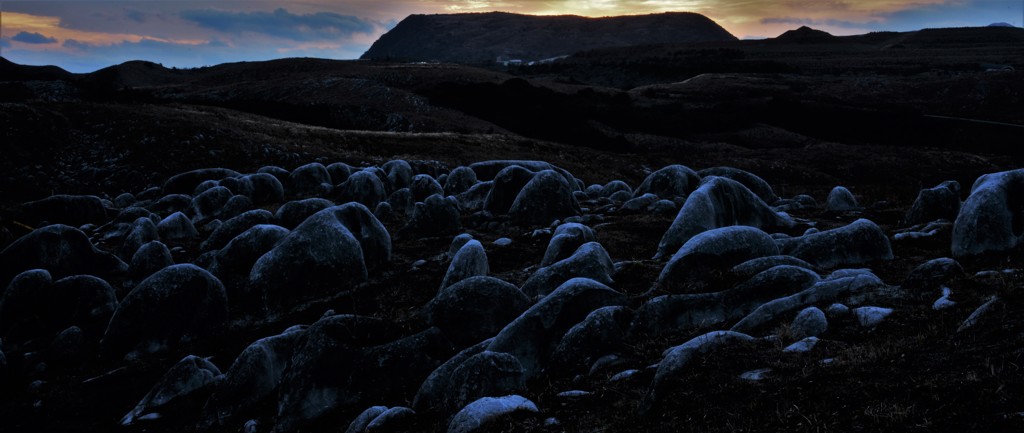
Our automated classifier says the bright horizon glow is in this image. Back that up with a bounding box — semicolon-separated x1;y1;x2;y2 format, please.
1;0;1021;72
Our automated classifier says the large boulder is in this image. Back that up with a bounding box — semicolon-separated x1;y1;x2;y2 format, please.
188;186;234;224
445;167;479;196
413;340;492;412
777;219;893;269
790;306;828;340
697;167;778;204
520;242;615;298
345;406;388;433
162;168;242;195
48;275;119;337
189;186;234;224
634;265;819;337
387;188;415;218
903;181;960;226
199;326;306;431
274;198;334;229
248;204;389;310
410;174;445;202
156;212;199;244
541;223;597;267
657;226;779;292
731;271;887;334
427;276;531;347
431;351;526;418
274;318;450;432
288;162;332;197
120;217;160;260
487;278;626;379
242;173;286;205
272;315;397;432
440;240;489;290
121;355;222;426
729;255;815;282
549;306;633;376
902;257;964;291
258;165;290;180
508;170;581;226
633;165;700;200
102;264;228;359
209;224;291;296
455;182;492;213
19;195;109;227
952;169;1024;257
399;194;461;239
201;209;274;251
483;166;536;215
824;186;859;212
0;224;127;288
656;177;793;258
129;240;174;282
599;180;633;198
0;269;53;342
219;192;254;221
383;160;414;190
469;160;577;191
620;193;659;212
327;162;353;185
335;170;388;209
149;194;192;217
447;395;538;433
1;270;116;345
645;331;757;411
1;270;118;344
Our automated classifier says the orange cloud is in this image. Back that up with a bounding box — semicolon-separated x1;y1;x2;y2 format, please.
4;11;205;49
430;0;960;37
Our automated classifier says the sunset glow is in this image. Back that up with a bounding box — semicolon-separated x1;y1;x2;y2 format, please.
1;0;1020;71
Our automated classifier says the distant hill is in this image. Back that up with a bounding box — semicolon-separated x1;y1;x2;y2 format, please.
894;26;1024;46
0;57;73;81
988;22;1015;28
776;26;837;42
360;11;737;65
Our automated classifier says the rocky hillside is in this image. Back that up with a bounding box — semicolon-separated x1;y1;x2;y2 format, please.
360;12;737;64
2;25;1024;431
2;153;1024;433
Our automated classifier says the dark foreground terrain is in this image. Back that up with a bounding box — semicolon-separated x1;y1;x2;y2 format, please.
1;23;1024;433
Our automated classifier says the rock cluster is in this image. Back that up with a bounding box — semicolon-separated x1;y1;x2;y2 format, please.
0;160;1018;433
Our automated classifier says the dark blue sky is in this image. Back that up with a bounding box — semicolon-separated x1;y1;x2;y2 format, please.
2;0;1021;72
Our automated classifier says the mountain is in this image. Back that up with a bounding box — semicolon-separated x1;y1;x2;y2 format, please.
776;26;837;42
988;22;1015;28
360;11;737;65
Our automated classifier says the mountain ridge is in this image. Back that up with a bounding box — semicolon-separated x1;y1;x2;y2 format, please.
361;11;737;64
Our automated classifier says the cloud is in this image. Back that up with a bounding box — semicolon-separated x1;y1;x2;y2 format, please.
180;8;377;41
11;31;58;44
124;9;148;23
23;32;368;72
760;17;885;30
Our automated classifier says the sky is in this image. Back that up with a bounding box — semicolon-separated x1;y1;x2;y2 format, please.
1;0;1021;72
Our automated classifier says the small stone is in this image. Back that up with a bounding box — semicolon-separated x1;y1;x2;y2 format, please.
783;336;819;353
790;307;828;340
739;368;771;381
825;303;850;318
932;287;956;310
853;306;893;328
556;390;591;398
